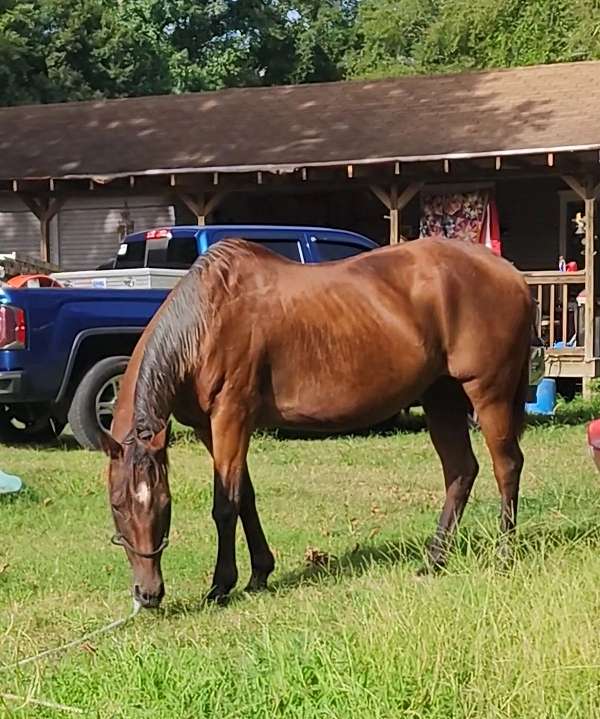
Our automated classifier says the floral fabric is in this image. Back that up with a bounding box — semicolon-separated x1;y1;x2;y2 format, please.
420;190;488;244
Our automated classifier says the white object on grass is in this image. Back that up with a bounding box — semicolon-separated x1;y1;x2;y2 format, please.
0;470;22;494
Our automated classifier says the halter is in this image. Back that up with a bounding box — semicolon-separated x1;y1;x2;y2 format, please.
111;533;169;558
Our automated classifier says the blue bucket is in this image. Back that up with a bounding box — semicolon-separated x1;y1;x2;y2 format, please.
526;378;556;416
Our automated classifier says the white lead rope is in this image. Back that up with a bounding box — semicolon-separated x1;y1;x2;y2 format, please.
0;600;141;673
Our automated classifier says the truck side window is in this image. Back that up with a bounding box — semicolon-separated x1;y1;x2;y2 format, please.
250;239;303;262
166;237;198;268
316;241;364;261
147;237;198;269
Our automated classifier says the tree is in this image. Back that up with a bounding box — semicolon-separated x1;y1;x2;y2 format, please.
344;0;600;80
2;0;599;107
344;0;439;78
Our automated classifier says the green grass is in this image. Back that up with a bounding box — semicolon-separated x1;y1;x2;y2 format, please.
2;425;600;717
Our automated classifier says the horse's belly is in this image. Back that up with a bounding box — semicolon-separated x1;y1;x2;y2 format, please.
263;359;433;430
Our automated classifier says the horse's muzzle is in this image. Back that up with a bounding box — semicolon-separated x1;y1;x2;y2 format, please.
134;582;165;609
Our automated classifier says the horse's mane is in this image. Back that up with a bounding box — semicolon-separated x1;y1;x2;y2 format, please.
133;239;255;435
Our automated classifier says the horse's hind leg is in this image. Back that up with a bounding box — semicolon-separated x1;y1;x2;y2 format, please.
422;378;479;571
465;394;524;558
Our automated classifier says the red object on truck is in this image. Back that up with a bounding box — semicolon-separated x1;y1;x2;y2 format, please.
6;274;63;288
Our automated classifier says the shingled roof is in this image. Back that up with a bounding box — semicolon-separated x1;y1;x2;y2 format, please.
0;60;598;181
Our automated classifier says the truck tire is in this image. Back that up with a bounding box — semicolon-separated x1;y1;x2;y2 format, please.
68;356;130;450
0;404;65;445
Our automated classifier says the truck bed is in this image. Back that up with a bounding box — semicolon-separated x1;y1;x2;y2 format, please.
0;286;167;403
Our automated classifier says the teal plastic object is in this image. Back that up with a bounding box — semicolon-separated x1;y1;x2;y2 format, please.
0;469;23;494
525;378;557;416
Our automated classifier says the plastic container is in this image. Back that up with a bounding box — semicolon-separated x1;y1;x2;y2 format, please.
525;378;556;415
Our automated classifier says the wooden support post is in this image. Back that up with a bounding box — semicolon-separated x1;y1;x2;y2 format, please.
563;176;600;370
370;182;424;244
389;186;399;245
584;194;596;362
20;195;65;262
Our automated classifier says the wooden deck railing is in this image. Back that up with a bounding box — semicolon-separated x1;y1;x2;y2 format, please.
522;270;586;348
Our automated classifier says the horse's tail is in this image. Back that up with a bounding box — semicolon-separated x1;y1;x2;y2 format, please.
513;348;529;440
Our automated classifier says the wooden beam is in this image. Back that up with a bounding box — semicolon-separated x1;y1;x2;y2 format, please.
19;195;65;262
176;192;204;223
563;175;600;201
370;185;391;209
203;191;227;217
396;181;424;211
175;190;227;225
562;175;588;200
371;182;424;244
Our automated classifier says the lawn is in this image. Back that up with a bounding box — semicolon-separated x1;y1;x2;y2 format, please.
1;424;600;718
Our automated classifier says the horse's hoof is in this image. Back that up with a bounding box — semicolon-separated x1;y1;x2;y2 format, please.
416;557;444;577
204;586;231;606
244;574;269;594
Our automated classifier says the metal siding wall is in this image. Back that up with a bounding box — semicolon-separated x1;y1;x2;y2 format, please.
57;197;175;270
0;197;41;259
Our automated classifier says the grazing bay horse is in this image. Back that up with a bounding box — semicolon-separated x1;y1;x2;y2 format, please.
102;238;534;608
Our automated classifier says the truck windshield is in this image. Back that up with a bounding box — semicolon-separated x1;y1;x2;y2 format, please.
112;236;199;270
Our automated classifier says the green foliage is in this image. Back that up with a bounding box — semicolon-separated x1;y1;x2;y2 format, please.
0;0;599;106
0;0;357;105
345;0;600;79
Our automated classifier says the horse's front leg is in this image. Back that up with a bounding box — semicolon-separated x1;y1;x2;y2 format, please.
206;412;251;604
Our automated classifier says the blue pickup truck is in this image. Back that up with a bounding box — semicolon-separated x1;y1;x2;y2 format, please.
0;225;378;448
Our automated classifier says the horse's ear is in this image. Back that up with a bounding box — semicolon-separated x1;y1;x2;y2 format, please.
100;430;123;459
148;421;171;452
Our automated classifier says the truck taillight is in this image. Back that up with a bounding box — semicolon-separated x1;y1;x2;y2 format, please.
0;305;26;349
145;228;172;240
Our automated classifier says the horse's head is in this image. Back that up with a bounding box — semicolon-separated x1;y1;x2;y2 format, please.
101;421;172;609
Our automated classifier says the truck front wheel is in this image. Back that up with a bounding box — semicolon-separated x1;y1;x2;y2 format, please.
68;356;130;450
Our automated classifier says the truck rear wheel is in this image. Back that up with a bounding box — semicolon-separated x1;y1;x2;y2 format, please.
68;356;130;450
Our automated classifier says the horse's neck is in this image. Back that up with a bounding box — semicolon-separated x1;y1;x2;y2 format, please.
133;366;181;435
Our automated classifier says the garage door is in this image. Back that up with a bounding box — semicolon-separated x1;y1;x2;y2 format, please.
57;197;175;270
0;198;42;260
